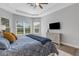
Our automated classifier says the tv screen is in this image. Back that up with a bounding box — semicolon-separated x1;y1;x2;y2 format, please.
49;22;60;29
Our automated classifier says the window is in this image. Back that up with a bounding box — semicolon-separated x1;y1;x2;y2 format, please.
33;21;40;34
24;22;31;34
0;17;10;32
16;20;23;34
16;20;31;35
16;19;41;35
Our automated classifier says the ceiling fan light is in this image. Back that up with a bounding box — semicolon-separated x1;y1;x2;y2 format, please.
36;3;39;6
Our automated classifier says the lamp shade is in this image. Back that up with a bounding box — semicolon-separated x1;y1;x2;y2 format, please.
0;25;6;31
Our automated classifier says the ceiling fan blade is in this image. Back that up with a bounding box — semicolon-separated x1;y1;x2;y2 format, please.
39;3;48;5
39;4;43;9
27;3;34;6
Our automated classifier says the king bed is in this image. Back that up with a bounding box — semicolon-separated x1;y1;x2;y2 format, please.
0;34;58;56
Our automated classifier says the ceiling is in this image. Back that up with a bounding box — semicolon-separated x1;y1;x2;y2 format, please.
0;3;73;17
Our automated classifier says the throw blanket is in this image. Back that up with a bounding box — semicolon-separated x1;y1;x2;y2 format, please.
26;34;51;45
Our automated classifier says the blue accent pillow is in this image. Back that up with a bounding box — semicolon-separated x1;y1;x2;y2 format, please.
0;36;10;50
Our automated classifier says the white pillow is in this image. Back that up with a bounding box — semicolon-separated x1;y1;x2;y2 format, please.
0;37;10;50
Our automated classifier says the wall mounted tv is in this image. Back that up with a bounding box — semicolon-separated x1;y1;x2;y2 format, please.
49;22;60;29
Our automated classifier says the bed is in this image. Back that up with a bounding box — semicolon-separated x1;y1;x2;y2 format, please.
0;34;58;56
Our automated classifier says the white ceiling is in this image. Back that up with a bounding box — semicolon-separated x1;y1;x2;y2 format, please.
0;3;73;17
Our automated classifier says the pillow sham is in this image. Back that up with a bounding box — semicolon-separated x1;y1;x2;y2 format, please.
0;37;10;50
3;32;17;43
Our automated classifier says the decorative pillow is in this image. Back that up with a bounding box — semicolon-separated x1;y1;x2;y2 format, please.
11;33;17;40
3;32;17;43
0;37;10;50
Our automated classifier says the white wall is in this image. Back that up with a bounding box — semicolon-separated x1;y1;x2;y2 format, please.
41;4;79;48
41;17;48;37
0;8;13;19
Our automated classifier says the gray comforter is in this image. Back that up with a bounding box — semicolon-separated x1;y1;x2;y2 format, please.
0;36;58;56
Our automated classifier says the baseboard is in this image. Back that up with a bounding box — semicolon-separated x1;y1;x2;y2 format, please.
61;42;79;49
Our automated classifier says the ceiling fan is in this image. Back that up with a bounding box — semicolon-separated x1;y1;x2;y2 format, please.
27;3;48;9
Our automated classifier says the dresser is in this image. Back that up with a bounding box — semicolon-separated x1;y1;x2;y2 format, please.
46;31;61;46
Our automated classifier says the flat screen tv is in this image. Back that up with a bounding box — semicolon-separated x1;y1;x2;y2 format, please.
49;22;60;29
